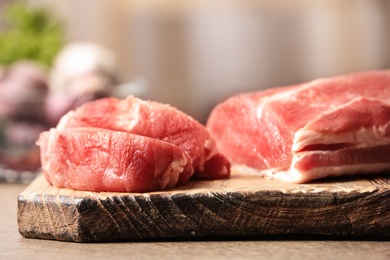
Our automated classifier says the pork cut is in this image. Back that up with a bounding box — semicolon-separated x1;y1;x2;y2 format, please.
206;70;390;183
56;95;230;179
37;127;194;192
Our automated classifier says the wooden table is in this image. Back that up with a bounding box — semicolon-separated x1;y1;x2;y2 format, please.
1;182;389;259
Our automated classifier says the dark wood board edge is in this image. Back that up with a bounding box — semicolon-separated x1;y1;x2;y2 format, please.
17;174;390;242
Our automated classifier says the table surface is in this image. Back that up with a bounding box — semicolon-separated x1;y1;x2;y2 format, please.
1;181;389;260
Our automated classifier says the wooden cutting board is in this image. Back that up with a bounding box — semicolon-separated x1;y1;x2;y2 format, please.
17;171;390;242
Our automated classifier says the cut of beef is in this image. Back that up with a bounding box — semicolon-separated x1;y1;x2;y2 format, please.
37;127;193;192
56;96;230;179
206;70;390;183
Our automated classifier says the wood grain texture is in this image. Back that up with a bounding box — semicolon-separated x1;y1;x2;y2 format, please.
17;171;390;242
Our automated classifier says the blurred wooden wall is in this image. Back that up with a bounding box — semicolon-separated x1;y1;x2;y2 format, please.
25;0;390;122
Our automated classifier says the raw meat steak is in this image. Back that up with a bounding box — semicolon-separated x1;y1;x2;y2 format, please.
206;70;390;183
56;96;230;179
37;127;194;192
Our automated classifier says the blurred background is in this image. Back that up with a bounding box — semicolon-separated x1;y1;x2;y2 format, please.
0;0;389;181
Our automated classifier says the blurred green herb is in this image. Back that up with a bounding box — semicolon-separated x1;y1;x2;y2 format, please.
0;2;64;67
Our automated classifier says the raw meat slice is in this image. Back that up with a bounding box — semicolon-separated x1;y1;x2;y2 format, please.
206;70;390;183
56;95;230;179
36;127;194;192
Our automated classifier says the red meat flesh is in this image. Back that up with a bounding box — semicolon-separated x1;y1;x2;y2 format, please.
37;127;194;192
206;70;390;183
56;96;230;179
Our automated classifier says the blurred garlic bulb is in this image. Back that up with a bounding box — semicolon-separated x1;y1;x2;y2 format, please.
46;42;119;126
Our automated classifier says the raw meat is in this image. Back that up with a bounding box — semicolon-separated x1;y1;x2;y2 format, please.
56;96;230;179
37;127;194;192
206;70;390;183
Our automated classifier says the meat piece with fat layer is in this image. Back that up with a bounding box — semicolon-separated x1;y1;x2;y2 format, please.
206;70;390;183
